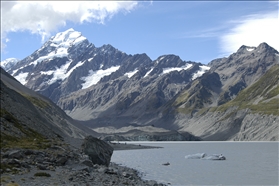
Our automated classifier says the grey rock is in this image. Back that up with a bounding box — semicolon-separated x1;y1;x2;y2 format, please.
72;165;91;172
21;162;31;169
8;159;21;167
80;159;93;167
122;171;130;178
56;156;68;166
36;164;48;170
5;150;23;159
105;168;117;175
81;135;113;166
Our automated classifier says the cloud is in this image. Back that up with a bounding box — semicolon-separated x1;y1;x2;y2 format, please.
220;11;279;56
1;1;138;49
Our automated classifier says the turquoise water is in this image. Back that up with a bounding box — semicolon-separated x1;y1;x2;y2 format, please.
111;142;279;185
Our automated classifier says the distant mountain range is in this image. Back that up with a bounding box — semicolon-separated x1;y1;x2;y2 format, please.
1;28;278;141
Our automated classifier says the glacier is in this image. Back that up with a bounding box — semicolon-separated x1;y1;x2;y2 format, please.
80;66;121;89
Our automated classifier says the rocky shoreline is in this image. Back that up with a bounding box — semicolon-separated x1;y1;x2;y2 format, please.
0;140;166;186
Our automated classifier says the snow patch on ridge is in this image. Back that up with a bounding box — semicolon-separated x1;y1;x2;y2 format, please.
30;49;69;66
41;62;71;85
192;65;210;80
39;60;85;85
124;69;138;78
162;63;193;74
81;66;120;89
14;72;29;85
246;47;256;52
144;68;154;78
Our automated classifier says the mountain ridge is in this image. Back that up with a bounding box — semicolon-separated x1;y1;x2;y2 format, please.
1;29;278;141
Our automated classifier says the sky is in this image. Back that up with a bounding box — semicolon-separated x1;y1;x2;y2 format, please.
1;1;278;64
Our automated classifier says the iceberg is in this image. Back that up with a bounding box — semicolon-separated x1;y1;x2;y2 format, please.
185;153;207;159
185;153;226;160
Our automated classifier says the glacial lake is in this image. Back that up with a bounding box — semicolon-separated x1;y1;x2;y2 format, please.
111;142;278;186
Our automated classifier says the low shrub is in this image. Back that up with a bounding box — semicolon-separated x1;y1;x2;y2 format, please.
34;172;51;177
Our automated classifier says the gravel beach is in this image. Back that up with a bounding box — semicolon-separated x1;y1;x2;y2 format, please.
0;142;166;186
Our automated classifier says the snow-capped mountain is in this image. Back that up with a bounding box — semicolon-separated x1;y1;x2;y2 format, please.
7;28;209;104
0;58;20;71
5;28;278;141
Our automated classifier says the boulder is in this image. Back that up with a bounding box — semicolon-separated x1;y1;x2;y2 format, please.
80;159;93;167
55;155;68;166
3;149;24;159
81;135;113;166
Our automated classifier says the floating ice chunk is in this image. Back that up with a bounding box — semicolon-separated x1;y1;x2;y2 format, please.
202;154;226;160
185;153;226;160
185;153;207;159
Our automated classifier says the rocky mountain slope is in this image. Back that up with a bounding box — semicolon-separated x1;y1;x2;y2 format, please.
1;67;98;149
2;28;278;141
164;43;279;140
1;66;166;185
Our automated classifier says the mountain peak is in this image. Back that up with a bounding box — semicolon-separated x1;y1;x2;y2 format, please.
256;42;277;53
50;28;87;47
0;58;20;71
237;45;257;53
236;42;277;54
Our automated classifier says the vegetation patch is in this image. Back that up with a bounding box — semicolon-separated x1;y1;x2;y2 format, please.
5;182;20;186
34;172;51;177
174;91;189;107
174;65;279;116
265;85;279;99
215;65;279;116
23;95;50;109
196;107;210;116
0;163;20;174
0;176;11;183
0;109;51;149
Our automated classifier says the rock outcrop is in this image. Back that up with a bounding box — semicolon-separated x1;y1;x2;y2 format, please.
81;136;113;167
